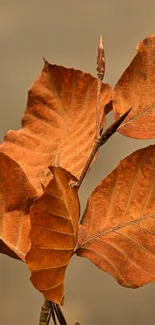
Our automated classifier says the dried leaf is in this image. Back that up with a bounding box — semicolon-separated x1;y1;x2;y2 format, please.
0;152;37;260
113;34;155;139
0;61;113;193
26;167;80;304
77;145;155;288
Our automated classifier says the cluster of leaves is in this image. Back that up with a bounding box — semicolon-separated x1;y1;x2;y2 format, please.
0;34;155;310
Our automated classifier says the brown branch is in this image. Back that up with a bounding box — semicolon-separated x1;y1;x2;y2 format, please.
39;299;69;325
77;108;131;188
39;299;51;325
52;303;67;325
96;79;102;139
39;299;82;325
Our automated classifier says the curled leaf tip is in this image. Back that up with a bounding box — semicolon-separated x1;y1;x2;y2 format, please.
43;58;50;72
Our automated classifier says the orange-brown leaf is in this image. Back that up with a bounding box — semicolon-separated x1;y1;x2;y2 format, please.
26;167;80;304
0;62;113;193
113;34;155;139
77;145;155;288
0;153;37;260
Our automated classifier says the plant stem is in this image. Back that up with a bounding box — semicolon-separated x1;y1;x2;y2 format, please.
96;79;102;139
39;299;51;325
77;108;131;188
52;303;67;325
77;139;101;187
77;37;131;188
39;299;69;325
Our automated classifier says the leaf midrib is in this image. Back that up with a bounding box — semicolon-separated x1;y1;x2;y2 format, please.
80;213;155;246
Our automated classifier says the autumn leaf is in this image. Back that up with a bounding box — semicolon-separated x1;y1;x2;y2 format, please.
0;61;113;194
76;145;155;288
26;167;80;304
113;34;155;139
0;152;37;260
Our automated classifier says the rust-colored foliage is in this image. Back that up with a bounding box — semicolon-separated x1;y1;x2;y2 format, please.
0;61;113;194
113;34;155;139
26;167;80;304
77;145;155;288
0;33;155;319
0;152;37;260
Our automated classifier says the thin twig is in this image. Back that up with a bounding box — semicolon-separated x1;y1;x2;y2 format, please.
47;311;52;325
76;140;99;188
52;303;67;325
50;302;57;325
39;299;80;325
39;299;51;325
96;35;105;139
39;299;68;325
77;108;131;188
56;304;67;325
96;78;102;139
45;301;68;325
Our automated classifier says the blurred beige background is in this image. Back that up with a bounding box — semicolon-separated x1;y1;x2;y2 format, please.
0;1;155;324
